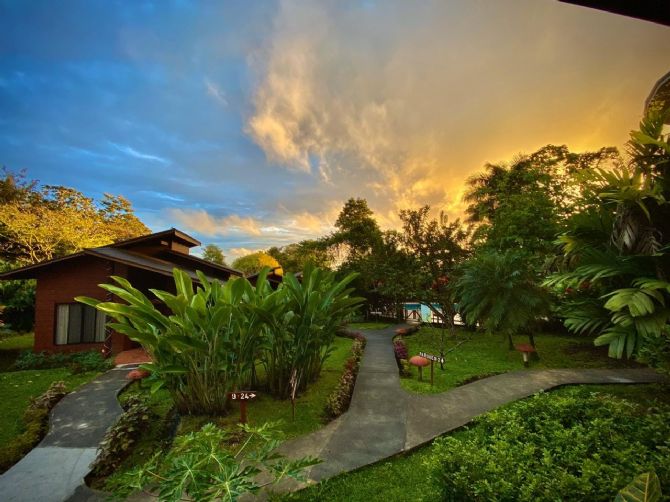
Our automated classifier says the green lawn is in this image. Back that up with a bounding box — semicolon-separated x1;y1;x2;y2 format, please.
347;322;392;330
0;332;34;371
0;368;99;447
280;384;669;502
400;327;642;394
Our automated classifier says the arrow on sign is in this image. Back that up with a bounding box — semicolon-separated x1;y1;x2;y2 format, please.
227;391;258;400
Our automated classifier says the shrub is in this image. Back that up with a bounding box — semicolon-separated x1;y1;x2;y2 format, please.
427;388;670;501
106;422;319;501
0;381;67;473
89;395;155;478
13;350;111;374
325;336;366;418
68;351;113;374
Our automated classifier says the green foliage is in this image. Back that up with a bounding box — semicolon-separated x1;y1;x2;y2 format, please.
0;261;35;331
452;250;550;346
324;334;365;418
201;244;226;266
261;266;363;399
13;349;112;374
0;381;67;473
266;240;332;273
0;169;148;265
90;395;155;478
546;110;670;369
78;269;270;415
615;472;662;502
427;389;670;502
232;252;281;275
108;422;319;502
79;266;361;412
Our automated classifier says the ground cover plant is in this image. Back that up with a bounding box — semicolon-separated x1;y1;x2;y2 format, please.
109;422;318;502
280;384;670;502
399;326;642;393
429;388;670;501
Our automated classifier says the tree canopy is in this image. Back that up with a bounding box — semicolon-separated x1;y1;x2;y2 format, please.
232;251;281;275
201;244;226;266
0;169;149;265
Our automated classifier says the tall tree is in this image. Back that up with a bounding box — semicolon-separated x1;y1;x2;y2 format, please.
396;206;469;324
232;251;281;275
266;240;331;273
201;244;226;266
464;145;619;254
0;171;149;264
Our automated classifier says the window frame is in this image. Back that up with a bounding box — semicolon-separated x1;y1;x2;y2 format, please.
54;302;107;346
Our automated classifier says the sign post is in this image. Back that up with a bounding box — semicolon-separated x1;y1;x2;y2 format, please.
419;352;445;387
227;391;258;424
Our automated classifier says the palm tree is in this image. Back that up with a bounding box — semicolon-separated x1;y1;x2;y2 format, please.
453;250;551;350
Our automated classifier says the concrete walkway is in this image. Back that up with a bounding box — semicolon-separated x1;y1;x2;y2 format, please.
0;367;131;502
270;324;666;494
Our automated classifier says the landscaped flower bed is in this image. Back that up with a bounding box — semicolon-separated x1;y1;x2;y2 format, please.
325;331;366;418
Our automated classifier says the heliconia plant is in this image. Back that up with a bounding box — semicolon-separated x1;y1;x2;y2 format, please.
260;265;364;399
76;268;276;415
77;265;363;414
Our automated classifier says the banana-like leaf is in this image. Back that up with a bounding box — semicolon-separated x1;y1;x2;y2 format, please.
615;471;662;502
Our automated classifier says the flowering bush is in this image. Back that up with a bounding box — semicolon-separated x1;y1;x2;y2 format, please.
325;334;366;418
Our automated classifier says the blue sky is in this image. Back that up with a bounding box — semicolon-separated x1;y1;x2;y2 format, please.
2;0;670;260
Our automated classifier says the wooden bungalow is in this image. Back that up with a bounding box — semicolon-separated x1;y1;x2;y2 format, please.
0;228;243;355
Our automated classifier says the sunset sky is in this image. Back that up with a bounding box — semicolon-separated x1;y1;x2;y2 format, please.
2;0;669;260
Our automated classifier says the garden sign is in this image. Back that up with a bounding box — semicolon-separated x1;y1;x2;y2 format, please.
227;391;258;424
419;352;444;386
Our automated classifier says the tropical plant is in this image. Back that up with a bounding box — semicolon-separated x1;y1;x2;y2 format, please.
615;471;662;502
452;250;551;349
77;269;274;415
107;422;319;502
545;110;670;367
261;266;363;399
428;389;670;502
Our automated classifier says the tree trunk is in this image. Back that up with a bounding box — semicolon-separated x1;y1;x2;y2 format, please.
527;332;540;360
507;333;514;351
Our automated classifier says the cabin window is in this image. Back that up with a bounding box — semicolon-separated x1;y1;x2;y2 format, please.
55;304;106;345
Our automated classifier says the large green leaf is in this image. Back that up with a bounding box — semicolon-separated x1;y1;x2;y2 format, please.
615;472;662;502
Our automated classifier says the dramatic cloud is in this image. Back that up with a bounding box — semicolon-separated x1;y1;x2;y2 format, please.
3;1;670;256
247;0;670;223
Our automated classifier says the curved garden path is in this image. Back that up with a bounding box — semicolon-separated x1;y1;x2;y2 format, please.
269;324;666;495
0;367;131;502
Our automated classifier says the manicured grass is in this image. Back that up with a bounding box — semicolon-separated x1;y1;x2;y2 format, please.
0;332;34;371
347;322;392;330
280;383;669;501
399;327;642;394
0;368;99;447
